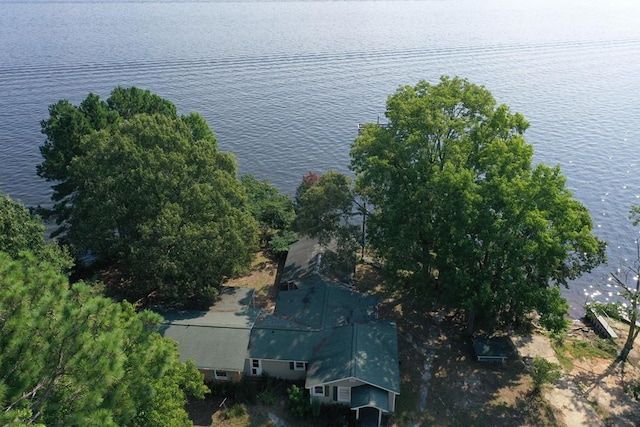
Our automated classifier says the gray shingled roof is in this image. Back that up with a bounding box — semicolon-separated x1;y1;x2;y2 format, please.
161;323;251;371
305;321;400;394
248;272;380;363
281;236;353;284
280;236;326;283
248;238;399;393
248;328;324;361
274;273;377;330
351;385;391;411
159;287;259;372
249;320;400;394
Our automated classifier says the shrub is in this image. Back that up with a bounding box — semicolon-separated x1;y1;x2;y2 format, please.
269;231;298;257
258;388;279;406
286;384;310;419
208;379;238;398
550;330;567;346
219;404;246;420
530;356;562;393
235;377;257;404
317;403;353;426
586;302;624;321
311;398;321;418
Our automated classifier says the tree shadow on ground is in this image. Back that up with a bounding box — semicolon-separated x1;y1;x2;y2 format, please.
569;358;640;426
354;263;562;426
418;315;559;427
187;394;225;426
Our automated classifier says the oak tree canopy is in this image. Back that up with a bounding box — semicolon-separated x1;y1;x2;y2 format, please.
37;87;258;307
351;76;606;331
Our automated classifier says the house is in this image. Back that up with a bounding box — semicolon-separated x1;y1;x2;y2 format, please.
159;286;260;381
160;237;400;426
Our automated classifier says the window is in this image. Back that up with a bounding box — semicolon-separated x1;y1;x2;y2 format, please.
251;359;262;376
312;385;325;397
289;361;308;371
337;387;351;402
214;370;228;380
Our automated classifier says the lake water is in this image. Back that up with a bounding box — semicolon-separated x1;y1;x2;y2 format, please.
1;0;639;318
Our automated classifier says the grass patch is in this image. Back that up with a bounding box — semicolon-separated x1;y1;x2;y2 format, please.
587;302;624;321
554;347;574;371
212;404;272;427
566;338;617;359
251;251;271;268
552;336;617;371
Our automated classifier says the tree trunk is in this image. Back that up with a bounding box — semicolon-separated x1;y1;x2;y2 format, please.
610;269;640;362
619;315;639;362
466;307;477;336
360;202;366;260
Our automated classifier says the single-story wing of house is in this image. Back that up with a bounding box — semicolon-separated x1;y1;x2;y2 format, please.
159;286;260;381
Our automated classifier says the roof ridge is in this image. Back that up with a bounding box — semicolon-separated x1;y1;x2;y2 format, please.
351;323;358;378
319;281;329;329
165;322;253;330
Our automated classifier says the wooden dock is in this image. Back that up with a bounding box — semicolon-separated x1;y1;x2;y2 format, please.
357;120;390;134
587;306;618;339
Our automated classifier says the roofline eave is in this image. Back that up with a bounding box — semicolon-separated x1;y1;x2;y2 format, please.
350;403;390;412
304;376;400;395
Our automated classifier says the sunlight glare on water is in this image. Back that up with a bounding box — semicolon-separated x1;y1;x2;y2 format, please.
1;0;639;317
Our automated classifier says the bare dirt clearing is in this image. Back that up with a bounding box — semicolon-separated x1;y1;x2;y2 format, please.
564;319;640;426
360;262;640;427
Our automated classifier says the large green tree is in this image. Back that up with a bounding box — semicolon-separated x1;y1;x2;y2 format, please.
37;87;178;239
70;113;257;306
0;253;208;426
0;192;72;272
292;170;357;243
351;76;606;331
292;170;361;280
37;88;258;306
241;174;295;245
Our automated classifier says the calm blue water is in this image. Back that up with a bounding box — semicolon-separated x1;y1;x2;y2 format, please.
1;0;639;317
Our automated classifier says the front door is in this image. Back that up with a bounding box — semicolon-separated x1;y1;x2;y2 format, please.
250;359;262;376
358;407;381;427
